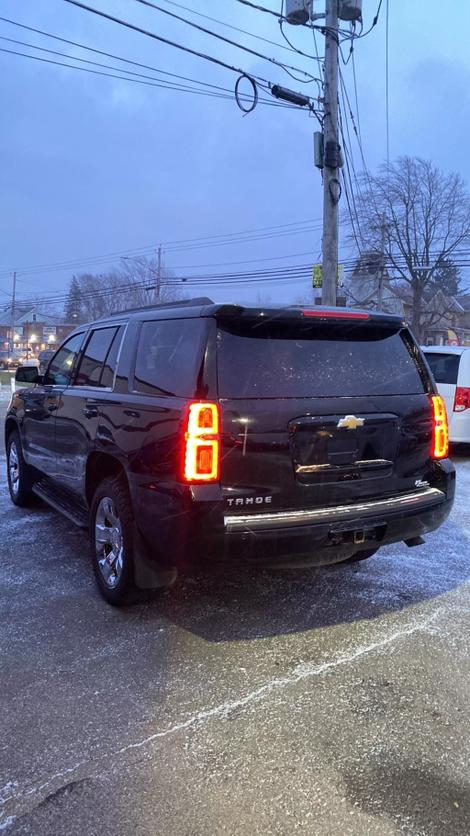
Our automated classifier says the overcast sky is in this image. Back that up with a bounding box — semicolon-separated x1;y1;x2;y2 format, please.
1;0;469;308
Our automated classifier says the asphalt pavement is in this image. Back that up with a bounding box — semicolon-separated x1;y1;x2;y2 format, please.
1;393;469;836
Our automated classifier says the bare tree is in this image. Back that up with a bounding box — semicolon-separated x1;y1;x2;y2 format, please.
66;256;184;321
350;157;470;340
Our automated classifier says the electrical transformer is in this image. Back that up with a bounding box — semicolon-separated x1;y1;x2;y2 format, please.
285;0;310;25
338;0;362;21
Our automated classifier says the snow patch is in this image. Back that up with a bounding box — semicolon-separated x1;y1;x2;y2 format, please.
0;607;443;823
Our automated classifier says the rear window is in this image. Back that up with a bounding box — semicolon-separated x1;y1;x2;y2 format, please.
133;318;206;397
217;322;425;398
423;352;461;385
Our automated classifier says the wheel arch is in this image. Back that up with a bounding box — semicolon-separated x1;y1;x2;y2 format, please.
85;451;128;507
5;417;19;447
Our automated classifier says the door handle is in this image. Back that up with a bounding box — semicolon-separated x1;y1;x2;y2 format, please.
82;405;99;419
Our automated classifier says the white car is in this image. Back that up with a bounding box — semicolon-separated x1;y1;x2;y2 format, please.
422;346;470;444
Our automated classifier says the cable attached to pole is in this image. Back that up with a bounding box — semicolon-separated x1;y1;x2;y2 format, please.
234;75;258;114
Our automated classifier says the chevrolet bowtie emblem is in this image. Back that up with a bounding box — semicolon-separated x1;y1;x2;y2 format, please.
337;415;365;430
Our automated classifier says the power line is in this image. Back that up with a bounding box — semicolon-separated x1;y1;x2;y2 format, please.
338;98;363;254
0;15;277;99
0;35;265;100
2;225;323;279
9;264;319;308
5;249;470;307
158;0;309;57
132;0;320;83
170;249;320;270
232;0;288;21
0;46;288;107
351;46;362;144
60;0;315;109
0;219;323;278
162;217;322;246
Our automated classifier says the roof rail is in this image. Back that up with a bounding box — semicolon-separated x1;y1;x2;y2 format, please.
105;297;214;317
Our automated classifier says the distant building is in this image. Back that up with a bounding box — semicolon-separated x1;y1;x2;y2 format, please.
345;252;470;346
0;306;76;355
344;252;404;316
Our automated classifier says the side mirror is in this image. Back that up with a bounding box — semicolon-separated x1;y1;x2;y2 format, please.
15;366;42;384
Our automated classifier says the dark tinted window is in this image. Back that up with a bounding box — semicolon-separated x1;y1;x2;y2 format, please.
424;352;461;385
75;327;119;388
134;319;206;397
217;322;425;398
47;333;85;386
100;326;124;388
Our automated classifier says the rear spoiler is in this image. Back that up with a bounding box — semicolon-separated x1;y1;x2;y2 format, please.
205;303;406;331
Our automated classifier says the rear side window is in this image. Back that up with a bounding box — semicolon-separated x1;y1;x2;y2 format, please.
217;322;426;398
133;318;206;397
75;327;120;388
424;352;461;385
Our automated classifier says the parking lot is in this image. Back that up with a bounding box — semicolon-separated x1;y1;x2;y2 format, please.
1;393;469;836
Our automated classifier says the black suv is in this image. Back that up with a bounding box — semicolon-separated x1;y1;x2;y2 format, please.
5;299;455;605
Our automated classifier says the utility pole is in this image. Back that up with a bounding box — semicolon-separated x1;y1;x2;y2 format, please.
10;271;17;357
321;0;340;306
156;245;162;304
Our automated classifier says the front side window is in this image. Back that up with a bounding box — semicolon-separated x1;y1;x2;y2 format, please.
75;327;120;388
133;318;206;397
46;333;85;386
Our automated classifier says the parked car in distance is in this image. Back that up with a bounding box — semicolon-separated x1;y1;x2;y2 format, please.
18;356;40;368
422;346;470;445
0;351;18;370
38;349;55;375
5;299;455;606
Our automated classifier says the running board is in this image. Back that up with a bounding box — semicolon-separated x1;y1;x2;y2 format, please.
33;479;89;528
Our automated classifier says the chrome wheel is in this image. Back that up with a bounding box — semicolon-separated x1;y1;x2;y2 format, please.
95;497;124;588
8;442;20;496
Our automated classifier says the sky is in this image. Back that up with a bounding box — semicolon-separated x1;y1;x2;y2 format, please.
1;0;470;310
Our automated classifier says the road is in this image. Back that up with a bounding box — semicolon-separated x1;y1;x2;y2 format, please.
1;392;469;835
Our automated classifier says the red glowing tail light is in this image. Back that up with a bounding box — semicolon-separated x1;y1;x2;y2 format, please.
430;395;449;459
454;386;470;412
183;402;220;482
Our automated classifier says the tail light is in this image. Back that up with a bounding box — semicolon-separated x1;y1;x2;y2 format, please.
430;395;449;459
183;402;220;482
454;387;470;412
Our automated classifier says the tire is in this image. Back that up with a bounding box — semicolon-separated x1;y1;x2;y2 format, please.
90;476;137;606
6;430;35;507
340;547;380;565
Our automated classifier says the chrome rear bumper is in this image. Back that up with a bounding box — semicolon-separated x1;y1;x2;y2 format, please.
224;488;445;533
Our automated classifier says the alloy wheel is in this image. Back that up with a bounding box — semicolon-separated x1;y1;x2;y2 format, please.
95;497;125;588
